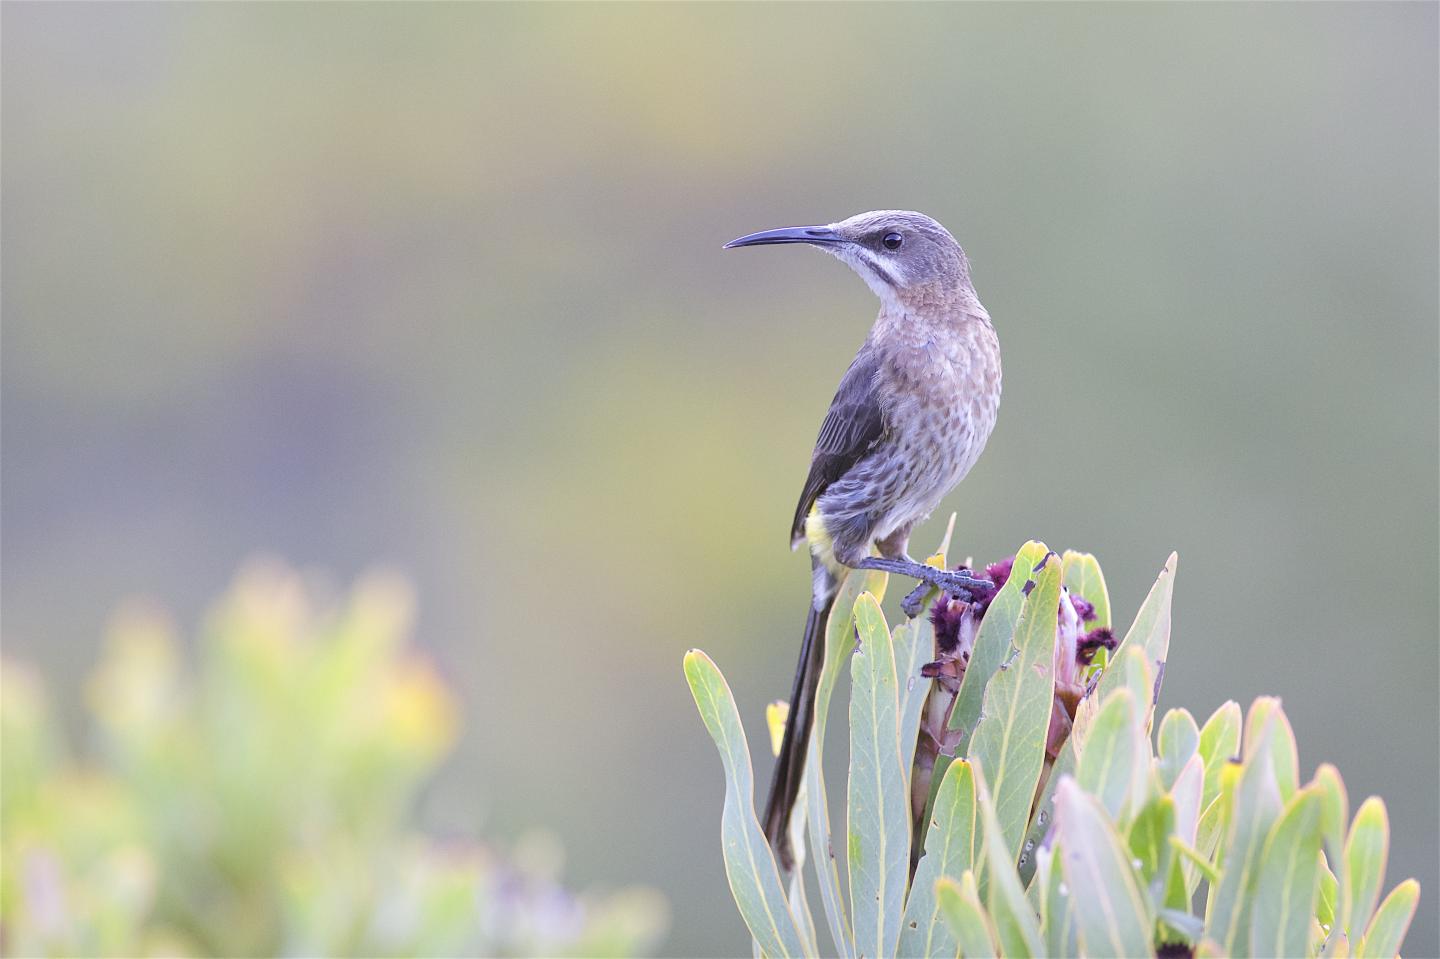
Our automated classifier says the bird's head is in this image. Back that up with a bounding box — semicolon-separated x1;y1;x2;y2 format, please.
724;210;976;311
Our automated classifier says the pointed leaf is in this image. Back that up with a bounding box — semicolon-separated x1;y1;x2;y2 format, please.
1156;708;1200;791
766;701;790;758
1356;879;1419;959
900;760;978;959
1168;754;1204;900
1061;550;1111;631
805;570;885;956
1129;793;1177;892
946;540;1051;758
684;650;806;958
785;777;821;958
1076;687;1147;824
1318;858;1339;930
1249;788;1323;958
1091;552;1175;720
1017;743;1072;888
1244;697;1299;802
1037;845;1079;958
894;615;934;780
1197;701;1242;811
968;553;1061;863
974;766;1044;958
935;512;959;560
1341;797;1389;941
1313;763;1349;870
1054;777;1154;958
847;592;909;959
936;872;998;959
1207;721;1282;956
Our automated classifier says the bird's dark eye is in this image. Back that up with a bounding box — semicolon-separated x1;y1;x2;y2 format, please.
882;232;903;251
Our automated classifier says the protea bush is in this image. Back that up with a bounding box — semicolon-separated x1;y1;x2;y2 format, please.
2;563;667;957
684;529;1420;958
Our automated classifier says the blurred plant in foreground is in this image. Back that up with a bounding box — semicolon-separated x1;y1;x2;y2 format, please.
686;529;1419;957
1;562;665;957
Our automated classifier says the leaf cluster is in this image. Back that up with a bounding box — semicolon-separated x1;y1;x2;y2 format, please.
684;537;1420;957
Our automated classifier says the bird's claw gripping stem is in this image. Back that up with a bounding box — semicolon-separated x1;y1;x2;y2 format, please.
900;583;933;619
854;557;990;617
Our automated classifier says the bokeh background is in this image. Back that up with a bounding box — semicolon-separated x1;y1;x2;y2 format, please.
4;2;1436;955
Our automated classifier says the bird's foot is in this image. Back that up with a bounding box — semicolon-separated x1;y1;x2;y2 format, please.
900;583;932;619
934;568;990;598
854;556;992;618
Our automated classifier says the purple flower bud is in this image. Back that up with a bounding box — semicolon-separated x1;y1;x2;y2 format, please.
929;595;969;654
1069;593;1096;622
1077;627;1117;665
984;557;1014;591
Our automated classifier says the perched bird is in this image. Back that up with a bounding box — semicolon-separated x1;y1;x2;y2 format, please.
724;211;1001;868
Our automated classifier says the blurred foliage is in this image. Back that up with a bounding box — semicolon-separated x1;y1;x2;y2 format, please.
687;544;1419;956
0;563;666;957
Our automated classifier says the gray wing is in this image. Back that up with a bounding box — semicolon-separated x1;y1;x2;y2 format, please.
790;346;886;545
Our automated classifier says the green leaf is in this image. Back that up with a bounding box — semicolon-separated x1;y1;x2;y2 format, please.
1017;744;1072;889
935;511;959;560
1206;720;1283;957
1356;879;1420;959
1244;697;1299;803
900;760;978;959
1197;700;1242;811
1054;777;1155;958
1167;754;1204;901
1156;708;1200;791
1312;763;1349;870
893;615;933;782
785;778;822;958
1171;837;1221;887
1076;687;1147;824
1061;550;1111;632
1090;552;1176;724
1249;787;1323;959
974;766;1044;958
946;540;1051;759
1036;845;1078;958
1319;852;1342;950
847;592;909;959
805;569;885;957
684;650;806;958
1342;797;1389;941
1020;553;1173;889
1317;860;1338;936
936;873;998;959
1072;628;1156;761
968;552;1061;864
1129;793;1177;892
1189;760;1238;900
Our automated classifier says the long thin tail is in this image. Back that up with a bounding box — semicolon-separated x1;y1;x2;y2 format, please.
762;592;836;870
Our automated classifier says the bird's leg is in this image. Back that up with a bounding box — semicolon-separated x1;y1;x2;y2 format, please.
873;525;941;618
900;581;936;620
852;556;991;616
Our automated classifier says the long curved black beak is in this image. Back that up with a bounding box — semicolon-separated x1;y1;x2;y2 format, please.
723;225;847;250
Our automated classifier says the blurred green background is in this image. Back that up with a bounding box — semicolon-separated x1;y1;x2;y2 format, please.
3;3;1435;956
